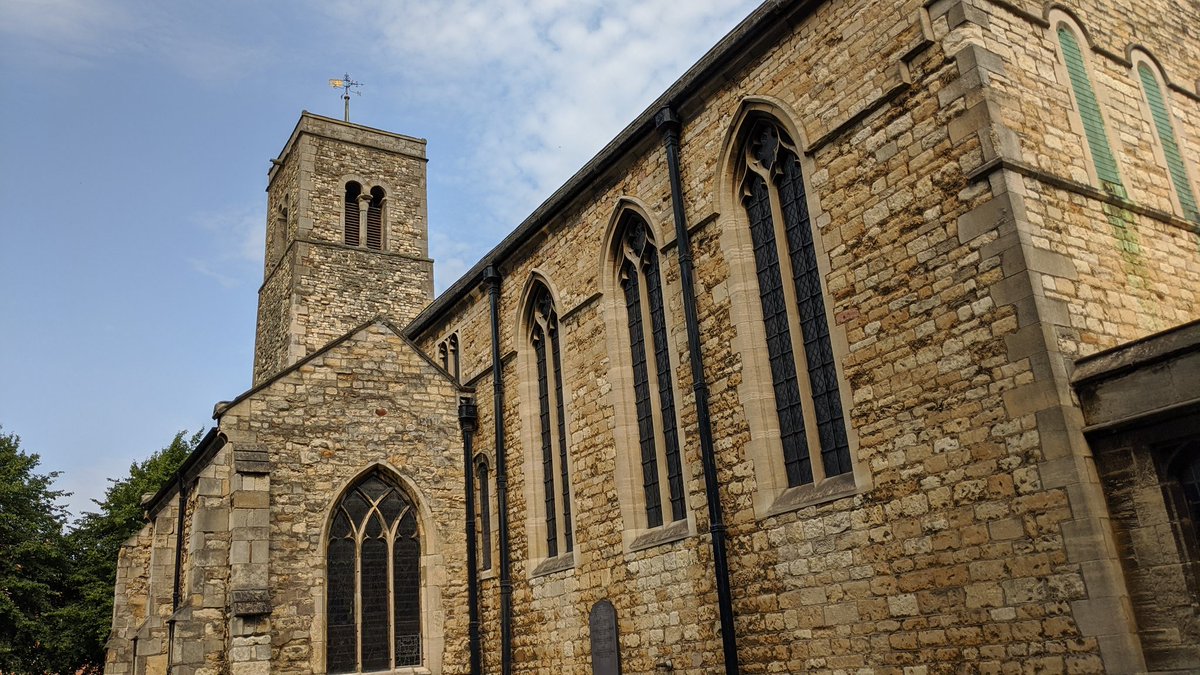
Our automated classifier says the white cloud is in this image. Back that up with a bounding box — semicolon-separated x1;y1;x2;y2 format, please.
318;0;759;239
0;0;269;82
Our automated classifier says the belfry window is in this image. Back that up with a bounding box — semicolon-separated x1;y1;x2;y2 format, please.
528;282;573;557
326;470;421;673
366;186;385;250
617;213;686;527
344;181;362;246
739;118;851;487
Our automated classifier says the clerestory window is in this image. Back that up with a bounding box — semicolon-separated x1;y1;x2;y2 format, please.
615;212;686;528
738;118;851;488
326;470;421;673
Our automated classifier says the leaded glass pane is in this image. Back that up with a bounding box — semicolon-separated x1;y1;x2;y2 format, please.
624;258;663;527
394;536;421;666
777;149;852;478
326;538;357;674
645;250;686;522
534;324;558;557
477;462;492;571
744;170;811;486
326;470;421;673
550;321;573;553
359;538;389;671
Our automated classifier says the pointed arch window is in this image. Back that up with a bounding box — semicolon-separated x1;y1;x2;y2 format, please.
1135;60;1200;222
528;282;573;557
344;181;362;246
474;455;493;571
739;118;851;487
1055;25;1125;197
327;470;421;673
616;213;686;527
366;186;385;250
438;333;460;383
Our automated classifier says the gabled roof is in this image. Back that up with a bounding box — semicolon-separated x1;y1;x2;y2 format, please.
215;315;467;419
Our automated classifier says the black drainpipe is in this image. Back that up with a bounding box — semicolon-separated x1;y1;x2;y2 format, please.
485;265;514;675
655;106;740;674
171;474;188;611
459;396;482;675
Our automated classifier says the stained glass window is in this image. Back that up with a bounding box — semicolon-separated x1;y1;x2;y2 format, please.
326;470;421;673
618;213;687;526
529;282;574;557
740;119;852;487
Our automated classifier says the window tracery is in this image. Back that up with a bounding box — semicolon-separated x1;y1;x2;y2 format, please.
738;118;851;487
326;470;421;673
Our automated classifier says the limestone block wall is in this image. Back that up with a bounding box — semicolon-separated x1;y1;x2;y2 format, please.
410;0;1198;673
221;322;469;675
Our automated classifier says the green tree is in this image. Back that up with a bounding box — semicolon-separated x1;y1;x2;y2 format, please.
0;427;68;674
53;429;201;672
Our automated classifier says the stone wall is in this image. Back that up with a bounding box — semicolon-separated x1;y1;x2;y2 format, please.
410;0;1200;672
253;114;434;385
222;322;469;675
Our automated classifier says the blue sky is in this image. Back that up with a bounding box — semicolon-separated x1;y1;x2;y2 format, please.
0;0;761;517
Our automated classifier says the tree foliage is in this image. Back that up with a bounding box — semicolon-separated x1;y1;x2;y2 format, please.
0;427;68;673
0;426;198;674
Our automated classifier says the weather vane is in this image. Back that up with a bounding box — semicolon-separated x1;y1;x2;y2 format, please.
329;74;364;122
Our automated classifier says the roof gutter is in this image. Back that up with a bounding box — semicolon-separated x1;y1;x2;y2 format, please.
405;0;796;340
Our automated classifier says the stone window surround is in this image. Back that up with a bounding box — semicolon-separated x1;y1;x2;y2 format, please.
598;198;697;553
436;331;461;383
514;272;579;577
1047;10;1125;194
339;173;392;252
310;462;445;675
1128;48;1200;221
716;98;870;520
472;452;497;580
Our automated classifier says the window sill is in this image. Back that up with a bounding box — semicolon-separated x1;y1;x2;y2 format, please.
764;472;858;519
530;552;575;578
478;566;497;582
629;518;692;553
355;667;430;675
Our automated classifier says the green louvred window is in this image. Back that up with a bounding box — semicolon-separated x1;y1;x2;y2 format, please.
1058;27;1125;197
1138;63;1200;222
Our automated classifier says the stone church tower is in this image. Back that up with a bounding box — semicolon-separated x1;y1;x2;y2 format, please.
254;112;434;384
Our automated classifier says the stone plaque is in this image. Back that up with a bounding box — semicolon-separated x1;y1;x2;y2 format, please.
589;599;621;675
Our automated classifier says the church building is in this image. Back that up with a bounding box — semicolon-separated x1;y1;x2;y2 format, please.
106;0;1200;673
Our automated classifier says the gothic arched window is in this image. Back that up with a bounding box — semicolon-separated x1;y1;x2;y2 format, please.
344;181;362;246
438;333;460;383
474;455;492;572
327;470;421;673
616;213;686;527
366;186;385;250
1054;22;1124;198
739;118;851;487
527;282;573;558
